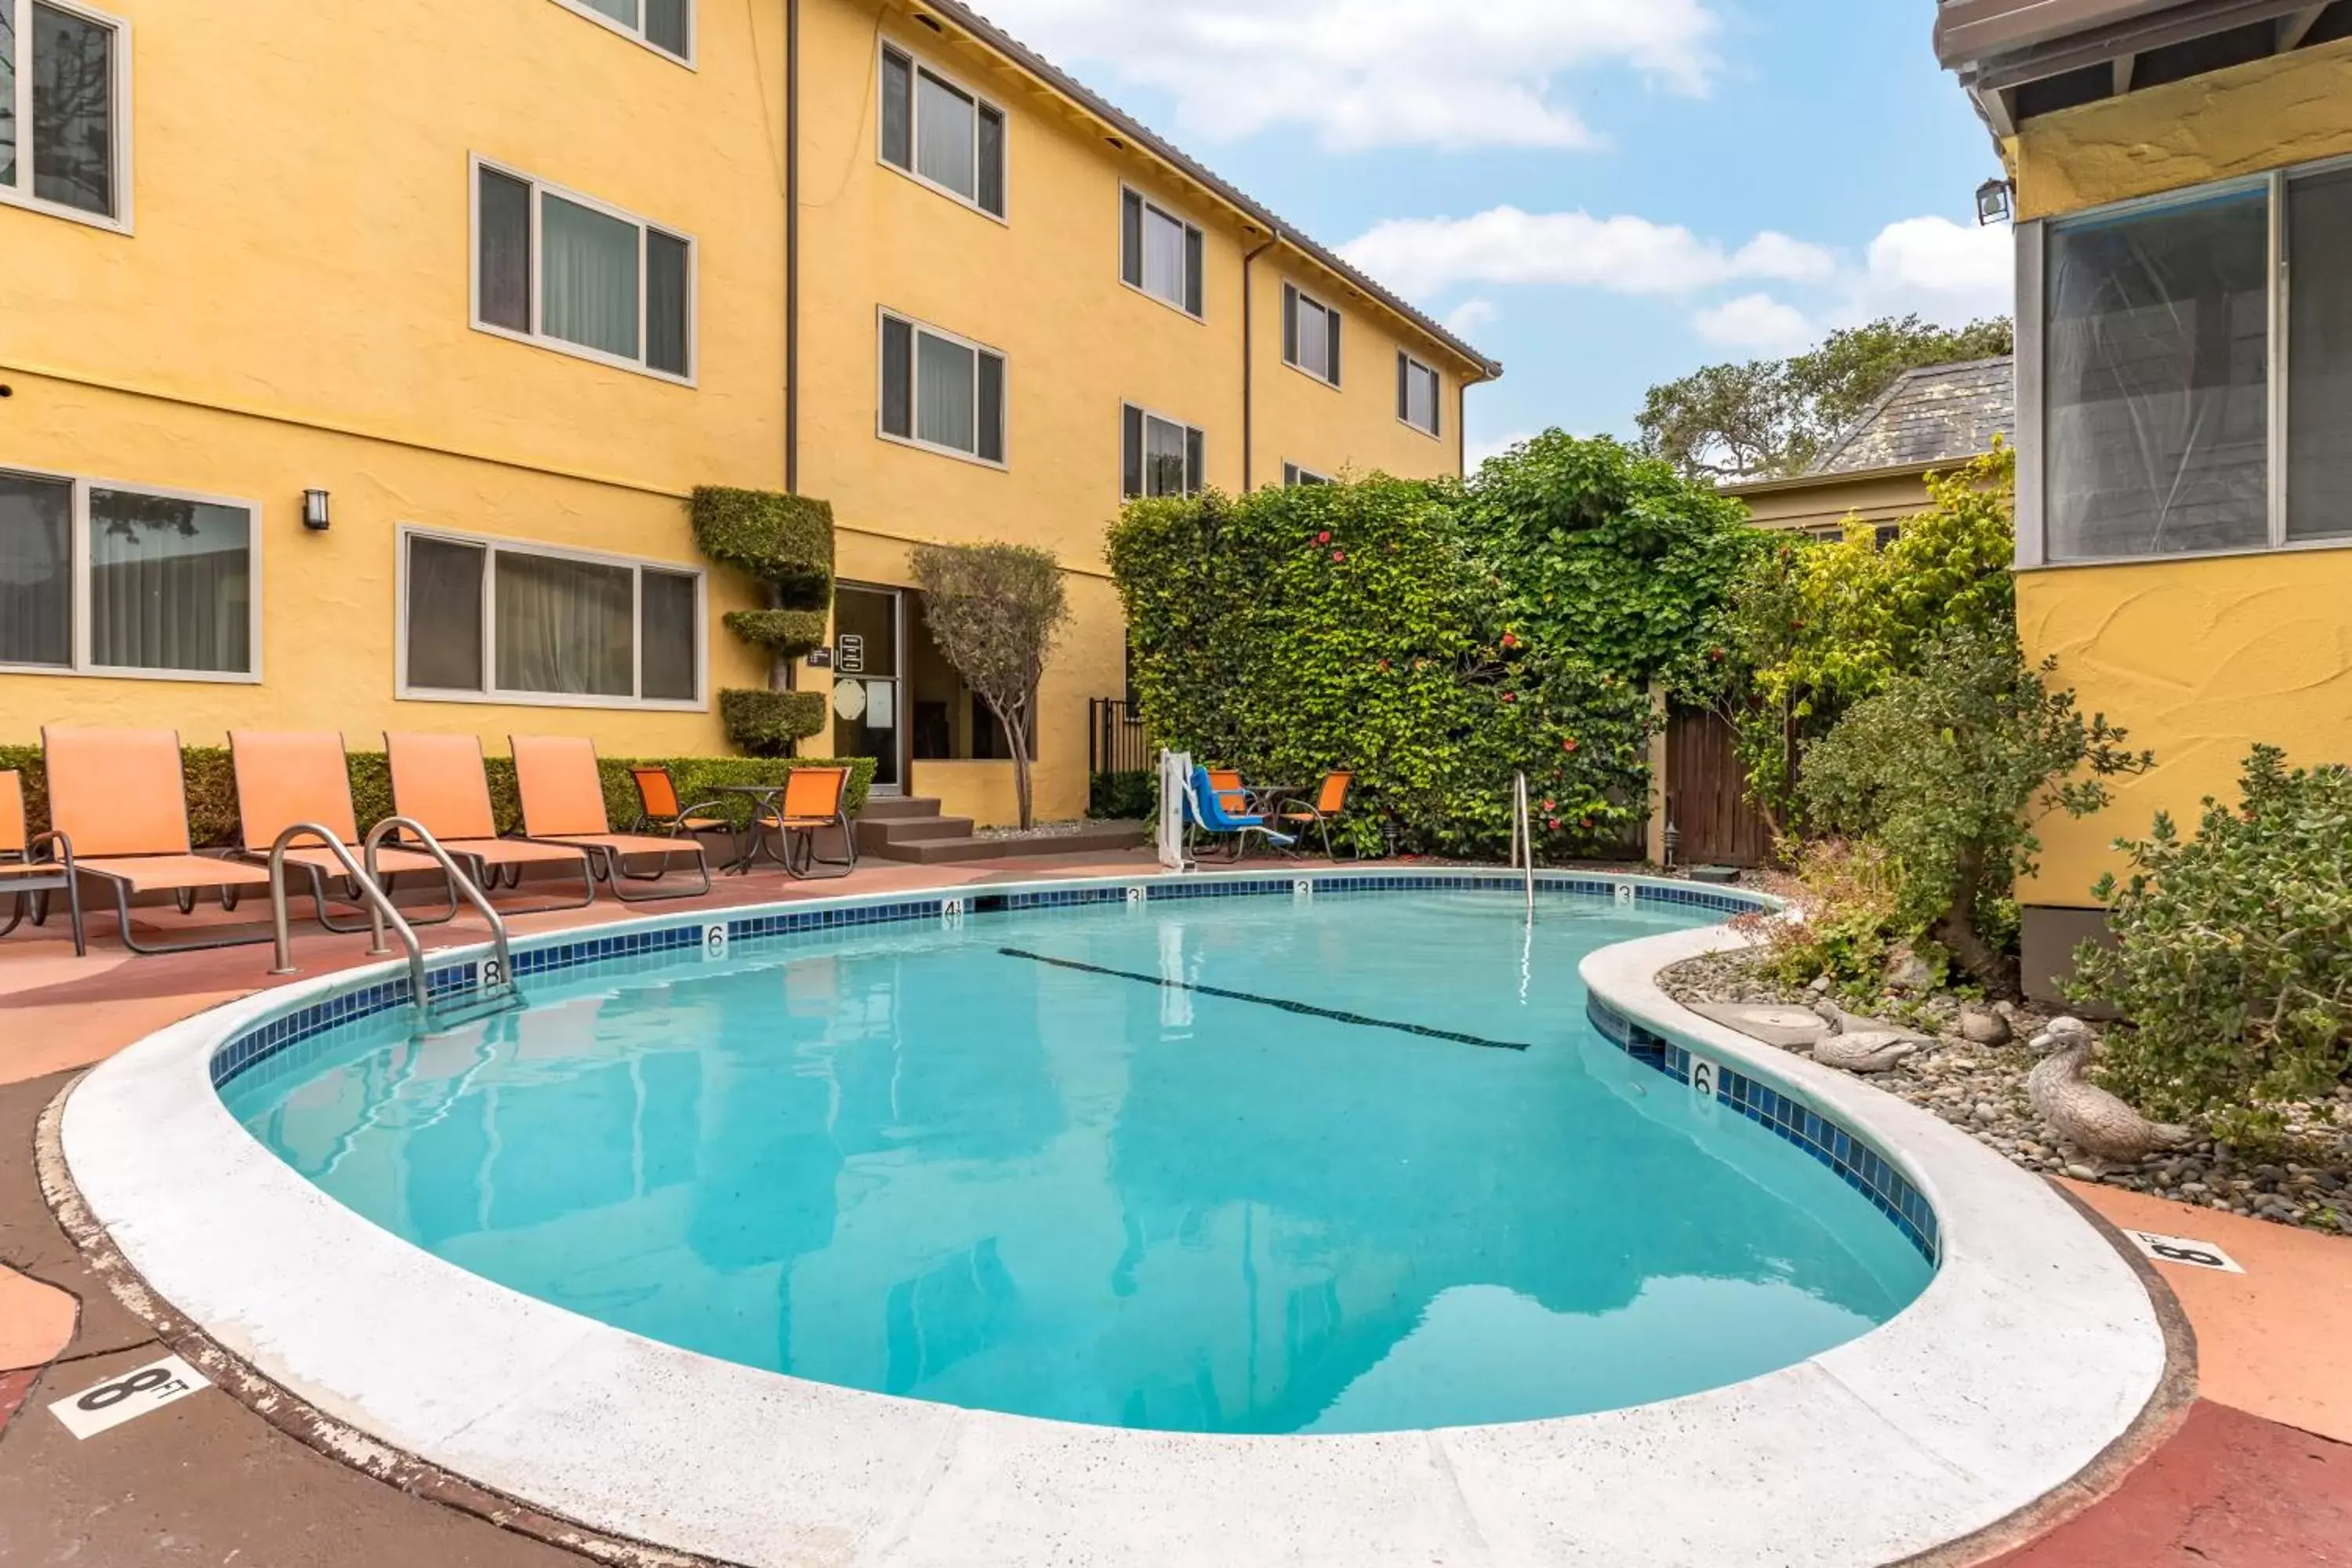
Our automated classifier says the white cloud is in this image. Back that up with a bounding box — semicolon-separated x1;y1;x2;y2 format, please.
1692;292;1815;353
1443;298;1501;337
1340;207;1837;298
1853;215;2013;323
970;0;1721;151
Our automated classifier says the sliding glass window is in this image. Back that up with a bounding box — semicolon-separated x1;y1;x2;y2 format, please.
401;528;702;708
554;0;691;64
0;468;256;681
472;158;695;382
879;310;1007;466
879;44;1006;219
0;0;129;227
2029;159;2352;562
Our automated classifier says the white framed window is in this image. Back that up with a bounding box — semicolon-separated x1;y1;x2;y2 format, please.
1398;351;1442;437
397;526;703;710
1121;187;1203;318
878;309;1007;466
0;466;259;683
1283;284;1341;387
2016;158;2352;566
1122;405;1203;500
1283;463;1331;487
550;0;693;65
0;0;132;231
470;156;696;383
879;43;1005;220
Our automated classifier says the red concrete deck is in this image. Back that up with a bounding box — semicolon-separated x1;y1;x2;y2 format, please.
5;853;2351;1566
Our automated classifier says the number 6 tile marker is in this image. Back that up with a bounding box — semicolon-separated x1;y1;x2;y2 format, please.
49;1354;210;1439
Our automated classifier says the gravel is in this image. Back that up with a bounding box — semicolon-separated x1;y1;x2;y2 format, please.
1659;947;2352;1236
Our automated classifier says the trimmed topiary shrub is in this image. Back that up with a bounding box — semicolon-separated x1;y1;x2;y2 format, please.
2071;746;2352;1144
691;485;836;756
691;487;834;597
722;608;830;656
717;691;828;758
0;744;873;844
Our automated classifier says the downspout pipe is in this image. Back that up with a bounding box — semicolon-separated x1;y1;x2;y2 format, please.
1240;231;1279;492
785;0;800;496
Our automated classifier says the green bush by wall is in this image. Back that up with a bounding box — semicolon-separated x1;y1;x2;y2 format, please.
0;746;873;848
691;485;837;757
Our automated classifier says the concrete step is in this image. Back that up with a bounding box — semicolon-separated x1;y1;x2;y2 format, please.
866;822;1152;865
858;795;946;821
855;814;978;851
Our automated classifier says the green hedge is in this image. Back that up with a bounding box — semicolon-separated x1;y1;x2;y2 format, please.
722;608;830;657
1089;769;1156;822
0;746;873;847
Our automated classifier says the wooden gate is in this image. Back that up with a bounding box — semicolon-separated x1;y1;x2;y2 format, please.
1665;703;1775;868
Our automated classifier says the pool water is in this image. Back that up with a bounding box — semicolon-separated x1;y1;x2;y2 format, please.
223;891;1933;1434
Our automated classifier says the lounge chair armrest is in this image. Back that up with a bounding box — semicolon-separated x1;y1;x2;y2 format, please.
27;829;75;869
677;798;731;825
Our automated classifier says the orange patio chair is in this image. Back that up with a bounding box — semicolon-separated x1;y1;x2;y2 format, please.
1;769;84;956
1206;768;1254;816
230;731;461;933
510;735;712;902
383;732;595;912
630;764;760;846
41;727;275;954
770;766;856;880
1273;770;1355;859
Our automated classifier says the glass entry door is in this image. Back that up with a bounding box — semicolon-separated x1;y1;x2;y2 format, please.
830;584;905;793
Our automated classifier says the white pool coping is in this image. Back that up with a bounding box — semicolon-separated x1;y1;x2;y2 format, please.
59;871;2169;1567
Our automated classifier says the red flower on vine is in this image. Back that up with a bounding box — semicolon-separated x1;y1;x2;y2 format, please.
1377;659;1392;671
1331;550;1346;563
1546;817;1560;830
1501;632;1519;648
1542;800;1555;811
1316;530;1331;545
1501;691;1516;703
1581;816;1595;829
1562;737;1578;753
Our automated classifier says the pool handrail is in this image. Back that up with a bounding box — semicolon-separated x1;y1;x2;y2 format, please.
362;815;519;1000
267;823;423;1004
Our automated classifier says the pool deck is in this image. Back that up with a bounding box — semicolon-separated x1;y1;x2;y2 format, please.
2;851;2347;1567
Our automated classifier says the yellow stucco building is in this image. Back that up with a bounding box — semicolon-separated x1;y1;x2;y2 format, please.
1936;2;2352;994
0;0;1496;830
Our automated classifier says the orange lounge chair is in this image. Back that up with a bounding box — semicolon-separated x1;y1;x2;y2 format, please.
383;732;594;912
630;764;760;844
770;766;856;880
510;735;711;902
42;727;275;954
1273;771;1355;859
1;769;84;956
230;731;460;933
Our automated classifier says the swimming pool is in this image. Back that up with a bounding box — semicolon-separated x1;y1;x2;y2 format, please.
219;881;1931;1434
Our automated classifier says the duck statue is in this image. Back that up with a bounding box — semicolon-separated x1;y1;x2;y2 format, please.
2026;1017;2193;1167
1807;1000;1926;1074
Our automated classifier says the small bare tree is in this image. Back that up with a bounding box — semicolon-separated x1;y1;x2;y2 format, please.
910;543;1071;829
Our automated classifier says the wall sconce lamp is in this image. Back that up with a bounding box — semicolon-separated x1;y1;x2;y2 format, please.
302;488;332;532
1976;177;2015;227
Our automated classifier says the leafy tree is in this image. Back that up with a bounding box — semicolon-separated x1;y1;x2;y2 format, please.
1798;629;2151;991
1717;444;2018;825
909;542;1070;829
1463;432;1766;697
2071;747;2352;1145
1638;314;2013;481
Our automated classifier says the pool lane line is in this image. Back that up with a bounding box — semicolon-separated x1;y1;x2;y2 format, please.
995;947;1530;1052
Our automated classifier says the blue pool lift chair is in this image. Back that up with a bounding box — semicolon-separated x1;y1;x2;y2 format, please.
1181;767;1296;863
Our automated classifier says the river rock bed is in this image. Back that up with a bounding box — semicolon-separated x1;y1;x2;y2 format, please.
1660;947;2352;1236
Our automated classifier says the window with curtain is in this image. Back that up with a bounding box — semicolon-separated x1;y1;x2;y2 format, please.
0;0;123;223
1399;353;1441;436
1121;188;1203;318
0;470;256;677
1283;463;1331;487
87;488;253;675
879;310;1007;463
401;530;701;706
878;45;1006;219
1122;406;1203;499
555;0;691;62
1283;285;1342;386
473;160;693;379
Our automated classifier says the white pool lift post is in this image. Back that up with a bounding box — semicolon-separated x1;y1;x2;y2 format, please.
1156;750;1195;873
1511;771;1535;917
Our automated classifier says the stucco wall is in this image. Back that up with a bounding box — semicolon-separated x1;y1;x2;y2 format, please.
2015;37;2352;220
2016;552;2352;909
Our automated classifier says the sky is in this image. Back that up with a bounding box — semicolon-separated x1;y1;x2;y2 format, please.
968;0;2009;465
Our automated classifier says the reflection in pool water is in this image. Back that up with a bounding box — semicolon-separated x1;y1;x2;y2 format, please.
226;894;1932;1434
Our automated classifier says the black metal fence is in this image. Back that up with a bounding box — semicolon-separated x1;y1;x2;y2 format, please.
1087;697;1151;778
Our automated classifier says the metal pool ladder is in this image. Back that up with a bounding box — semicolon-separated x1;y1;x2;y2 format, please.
1509;771;1536;916
265;818;524;1031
